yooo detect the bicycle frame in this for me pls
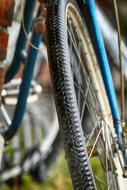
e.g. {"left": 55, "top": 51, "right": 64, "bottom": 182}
{"left": 0, "top": 0, "right": 42, "bottom": 140}
{"left": 78, "top": 0, "right": 123, "bottom": 144}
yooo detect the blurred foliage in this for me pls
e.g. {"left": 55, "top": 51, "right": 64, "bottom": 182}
{"left": 2, "top": 152, "right": 107, "bottom": 190}
{"left": 91, "top": 157, "right": 107, "bottom": 190}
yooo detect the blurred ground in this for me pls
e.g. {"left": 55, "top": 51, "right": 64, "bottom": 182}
{"left": 2, "top": 152, "right": 73, "bottom": 190}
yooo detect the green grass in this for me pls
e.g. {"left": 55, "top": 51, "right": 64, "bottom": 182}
{"left": 91, "top": 156, "right": 107, "bottom": 190}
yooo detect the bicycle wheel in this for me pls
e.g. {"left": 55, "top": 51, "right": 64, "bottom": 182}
{"left": 46, "top": 0, "right": 119, "bottom": 189}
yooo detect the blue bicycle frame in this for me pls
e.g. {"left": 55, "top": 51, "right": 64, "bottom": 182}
{"left": 76, "top": 0, "right": 123, "bottom": 148}
{"left": 1, "top": 0, "right": 42, "bottom": 140}
{"left": 5, "top": 0, "right": 36, "bottom": 83}
{"left": 81, "top": 0, "right": 122, "bottom": 141}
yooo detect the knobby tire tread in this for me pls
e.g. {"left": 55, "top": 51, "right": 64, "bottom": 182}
{"left": 46, "top": 0, "right": 95, "bottom": 189}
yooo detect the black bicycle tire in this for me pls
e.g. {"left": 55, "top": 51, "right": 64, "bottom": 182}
{"left": 46, "top": 0, "right": 96, "bottom": 189}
